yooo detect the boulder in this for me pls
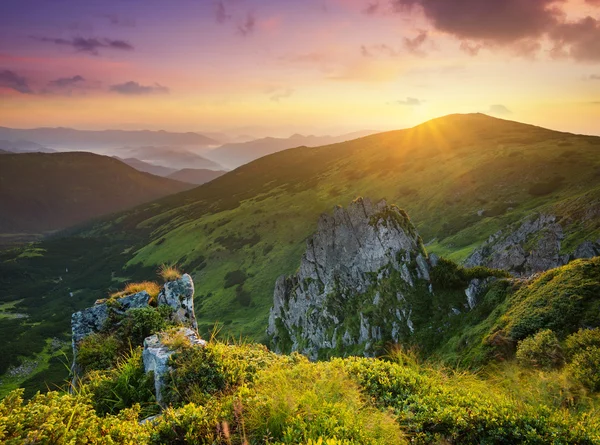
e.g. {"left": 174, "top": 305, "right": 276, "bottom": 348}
{"left": 158, "top": 274, "right": 197, "bottom": 330}
{"left": 143, "top": 328, "right": 206, "bottom": 406}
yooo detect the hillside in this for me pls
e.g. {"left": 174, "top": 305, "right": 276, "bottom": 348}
{"left": 0, "top": 152, "right": 194, "bottom": 243}
{"left": 167, "top": 168, "right": 227, "bottom": 185}
{"left": 1, "top": 113, "right": 600, "bottom": 391}
{"left": 0, "top": 139, "right": 54, "bottom": 153}
{"left": 205, "top": 130, "right": 376, "bottom": 169}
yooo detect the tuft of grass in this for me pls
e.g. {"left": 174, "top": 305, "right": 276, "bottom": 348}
{"left": 158, "top": 264, "right": 182, "bottom": 282}
{"left": 110, "top": 281, "right": 161, "bottom": 303}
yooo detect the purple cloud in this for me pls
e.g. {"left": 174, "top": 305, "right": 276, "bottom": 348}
{"left": 0, "top": 70, "right": 32, "bottom": 94}
{"left": 34, "top": 36, "right": 134, "bottom": 55}
{"left": 109, "top": 81, "right": 169, "bottom": 95}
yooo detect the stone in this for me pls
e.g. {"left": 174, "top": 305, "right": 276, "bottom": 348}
{"left": 143, "top": 327, "right": 206, "bottom": 406}
{"left": 267, "top": 198, "right": 432, "bottom": 359}
{"left": 465, "top": 213, "right": 600, "bottom": 277}
{"left": 158, "top": 274, "right": 197, "bottom": 330}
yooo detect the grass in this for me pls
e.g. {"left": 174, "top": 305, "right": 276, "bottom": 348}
{"left": 110, "top": 281, "right": 161, "bottom": 302}
{"left": 158, "top": 264, "right": 182, "bottom": 282}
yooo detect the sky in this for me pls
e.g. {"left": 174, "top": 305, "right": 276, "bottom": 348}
{"left": 0, "top": 0, "right": 599, "bottom": 137}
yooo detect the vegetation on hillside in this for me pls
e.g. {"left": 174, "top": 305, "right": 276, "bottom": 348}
{"left": 2, "top": 114, "right": 600, "bottom": 394}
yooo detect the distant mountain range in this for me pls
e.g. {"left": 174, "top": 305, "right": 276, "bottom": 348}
{"left": 0, "top": 139, "right": 55, "bottom": 153}
{"left": 0, "top": 126, "right": 220, "bottom": 150}
{"left": 117, "top": 146, "right": 224, "bottom": 171}
{"left": 116, "top": 157, "right": 227, "bottom": 185}
{"left": 167, "top": 168, "right": 227, "bottom": 185}
{"left": 204, "top": 130, "right": 378, "bottom": 169}
{"left": 0, "top": 152, "right": 194, "bottom": 244}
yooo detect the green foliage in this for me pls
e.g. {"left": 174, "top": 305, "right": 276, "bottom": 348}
{"left": 430, "top": 257, "right": 509, "bottom": 290}
{"left": 568, "top": 347, "right": 600, "bottom": 392}
{"left": 85, "top": 348, "right": 159, "bottom": 418}
{"left": 516, "top": 329, "right": 564, "bottom": 369}
{"left": 528, "top": 176, "right": 564, "bottom": 196}
{"left": 223, "top": 269, "right": 247, "bottom": 288}
{"left": 564, "top": 328, "right": 600, "bottom": 359}
{"left": 497, "top": 258, "right": 600, "bottom": 342}
{"left": 77, "top": 333, "right": 120, "bottom": 374}
{"left": 118, "top": 306, "right": 173, "bottom": 346}
{"left": 149, "top": 402, "right": 222, "bottom": 445}
{"left": 343, "top": 357, "right": 599, "bottom": 444}
{"left": 242, "top": 361, "right": 404, "bottom": 444}
{"left": 0, "top": 389, "right": 149, "bottom": 444}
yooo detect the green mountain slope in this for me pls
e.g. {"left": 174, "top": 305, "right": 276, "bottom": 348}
{"left": 1, "top": 113, "right": 600, "bottom": 392}
{"left": 0, "top": 152, "right": 194, "bottom": 243}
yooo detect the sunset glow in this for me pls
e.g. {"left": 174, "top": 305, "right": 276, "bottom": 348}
{"left": 1, "top": 0, "right": 600, "bottom": 136}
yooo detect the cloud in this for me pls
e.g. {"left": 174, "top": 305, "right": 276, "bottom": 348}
{"left": 460, "top": 41, "right": 483, "bottom": 56}
{"left": 395, "top": 97, "right": 423, "bottom": 106}
{"left": 487, "top": 104, "right": 512, "bottom": 115}
{"left": 363, "top": 2, "right": 380, "bottom": 14}
{"left": 361, "top": 44, "right": 398, "bottom": 57}
{"left": 591, "top": 74, "right": 600, "bottom": 80}
{"left": 267, "top": 87, "right": 294, "bottom": 102}
{"left": 404, "top": 30, "right": 429, "bottom": 55}
{"left": 393, "top": 0, "right": 563, "bottom": 44}
{"left": 549, "top": 16, "right": 600, "bottom": 62}
{"left": 237, "top": 13, "right": 256, "bottom": 36}
{"left": 215, "top": 1, "right": 231, "bottom": 24}
{"left": 34, "top": 36, "right": 134, "bottom": 55}
{"left": 101, "top": 14, "right": 136, "bottom": 27}
{"left": 48, "top": 75, "right": 85, "bottom": 88}
{"left": 0, "top": 70, "right": 32, "bottom": 94}
{"left": 109, "top": 81, "right": 169, "bottom": 95}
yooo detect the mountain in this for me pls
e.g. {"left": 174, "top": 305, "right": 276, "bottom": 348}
{"left": 204, "top": 130, "right": 377, "bottom": 169}
{"left": 0, "top": 152, "right": 194, "bottom": 244}
{"left": 0, "top": 139, "right": 55, "bottom": 153}
{"left": 115, "top": 157, "right": 178, "bottom": 177}
{"left": 0, "top": 126, "right": 219, "bottom": 150}
{"left": 117, "top": 146, "right": 224, "bottom": 171}
{"left": 166, "top": 168, "right": 227, "bottom": 185}
{"left": 2, "top": 113, "right": 600, "bottom": 391}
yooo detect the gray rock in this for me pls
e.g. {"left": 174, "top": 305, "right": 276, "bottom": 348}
{"left": 465, "top": 277, "right": 495, "bottom": 310}
{"left": 465, "top": 214, "right": 600, "bottom": 276}
{"left": 267, "top": 198, "right": 431, "bottom": 359}
{"left": 158, "top": 273, "right": 197, "bottom": 330}
{"left": 143, "top": 328, "right": 206, "bottom": 406}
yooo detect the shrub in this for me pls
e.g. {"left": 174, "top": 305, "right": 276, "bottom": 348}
{"left": 0, "top": 389, "right": 149, "bottom": 443}
{"left": 118, "top": 306, "right": 172, "bottom": 346}
{"left": 564, "top": 328, "right": 600, "bottom": 359}
{"left": 77, "top": 333, "right": 120, "bottom": 373}
{"left": 224, "top": 270, "right": 247, "bottom": 288}
{"left": 431, "top": 257, "right": 509, "bottom": 290}
{"left": 86, "top": 348, "right": 159, "bottom": 418}
{"left": 158, "top": 264, "right": 182, "bottom": 282}
{"left": 528, "top": 176, "right": 564, "bottom": 196}
{"left": 568, "top": 347, "right": 600, "bottom": 391}
{"left": 516, "top": 329, "right": 564, "bottom": 369}
{"left": 149, "top": 403, "right": 222, "bottom": 445}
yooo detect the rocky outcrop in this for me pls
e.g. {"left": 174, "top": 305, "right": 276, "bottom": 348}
{"left": 71, "top": 273, "right": 197, "bottom": 376}
{"left": 143, "top": 328, "right": 206, "bottom": 406}
{"left": 157, "top": 274, "right": 197, "bottom": 330}
{"left": 267, "top": 198, "right": 433, "bottom": 359}
{"left": 465, "top": 214, "right": 600, "bottom": 276}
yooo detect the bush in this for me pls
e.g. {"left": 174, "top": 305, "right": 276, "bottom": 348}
{"left": 0, "top": 389, "right": 149, "bottom": 443}
{"left": 118, "top": 306, "right": 173, "bottom": 346}
{"left": 86, "top": 348, "right": 159, "bottom": 418}
{"left": 149, "top": 402, "right": 222, "bottom": 445}
{"left": 516, "top": 329, "right": 564, "bottom": 369}
{"left": 431, "top": 257, "right": 509, "bottom": 290}
{"left": 158, "top": 264, "right": 182, "bottom": 282}
{"left": 568, "top": 347, "right": 600, "bottom": 391}
{"left": 77, "top": 333, "right": 120, "bottom": 373}
{"left": 564, "top": 328, "right": 600, "bottom": 359}
{"left": 224, "top": 270, "right": 247, "bottom": 288}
